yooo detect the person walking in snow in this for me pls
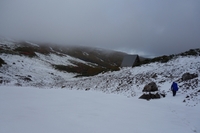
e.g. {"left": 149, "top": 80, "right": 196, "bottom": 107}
{"left": 171, "top": 82, "right": 179, "bottom": 96}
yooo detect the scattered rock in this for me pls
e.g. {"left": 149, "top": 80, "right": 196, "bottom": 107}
{"left": 0, "top": 57, "right": 6, "bottom": 67}
{"left": 143, "top": 82, "right": 158, "bottom": 92}
{"left": 23, "top": 77, "right": 32, "bottom": 82}
{"left": 0, "top": 79, "right": 10, "bottom": 84}
{"left": 182, "top": 72, "right": 198, "bottom": 81}
{"left": 186, "top": 95, "right": 189, "bottom": 98}
{"left": 155, "top": 93, "right": 161, "bottom": 98}
{"left": 158, "top": 80, "right": 165, "bottom": 83}
{"left": 152, "top": 73, "right": 157, "bottom": 78}
{"left": 15, "top": 83, "right": 22, "bottom": 86}
{"left": 160, "top": 93, "right": 166, "bottom": 97}
{"left": 139, "top": 92, "right": 164, "bottom": 100}
{"left": 15, "top": 75, "right": 32, "bottom": 82}
{"left": 139, "top": 93, "right": 151, "bottom": 100}
{"left": 127, "top": 80, "right": 132, "bottom": 84}
{"left": 85, "top": 88, "right": 90, "bottom": 91}
{"left": 183, "top": 100, "right": 186, "bottom": 102}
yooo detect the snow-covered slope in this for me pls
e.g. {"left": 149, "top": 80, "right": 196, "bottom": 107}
{"left": 0, "top": 53, "right": 76, "bottom": 87}
{"left": 0, "top": 39, "right": 101, "bottom": 86}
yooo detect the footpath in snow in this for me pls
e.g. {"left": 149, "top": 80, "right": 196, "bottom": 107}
{"left": 0, "top": 86, "right": 199, "bottom": 133}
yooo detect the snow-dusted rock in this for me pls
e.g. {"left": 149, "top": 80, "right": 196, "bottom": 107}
{"left": 139, "top": 92, "right": 161, "bottom": 100}
{"left": 142, "top": 82, "right": 158, "bottom": 92}
{"left": 182, "top": 72, "right": 198, "bottom": 81}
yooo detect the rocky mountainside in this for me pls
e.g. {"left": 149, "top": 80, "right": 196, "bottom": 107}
{"left": 0, "top": 39, "right": 200, "bottom": 106}
{"left": 0, "top": 39, "right": 127, "bottom": 76}
{"left": 61, "top": 55, "right": 200, "bottom": 106}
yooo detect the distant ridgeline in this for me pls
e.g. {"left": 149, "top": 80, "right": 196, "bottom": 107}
{"left": 137, "top": 48, "right": 200, "bottom": 66}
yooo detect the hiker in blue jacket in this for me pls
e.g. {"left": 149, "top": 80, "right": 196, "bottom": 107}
{"left": 171, "top": 82, "right": 179, "bottom": 96}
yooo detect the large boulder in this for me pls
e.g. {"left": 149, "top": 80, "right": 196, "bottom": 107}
{"left": 0, "top": 57, "right": 6, "bottom": 67}
{"left": 142, "top": 82, "right": 158, "bottom": 92}
{"left": 182, "top": 72, "right": 198, "bottom": 81}
{"left": 139, "top": 92, "right": 161, "bottom": 100}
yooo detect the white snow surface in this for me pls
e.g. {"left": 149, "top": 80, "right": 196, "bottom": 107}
{"left": 0, "top": 86, "right": 199, "bottom": 133}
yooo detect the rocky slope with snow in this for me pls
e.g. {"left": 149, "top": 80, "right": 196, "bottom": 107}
{"left": 62, "top": 56, "right": 200, "bottom": 106}
{"left": 0, "top": 39, "right": 200, "bottom": 107}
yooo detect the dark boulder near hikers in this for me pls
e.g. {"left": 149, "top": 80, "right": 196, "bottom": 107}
{"left": 139, "top": 92, "right": 160, "bottom": 100}
{"left": 140, "top": 82, "right": 166, "bottom": 100}
{"left": 182, "top": 72, "right": 198, "bottom": 81}
{"left": 142, "top": 82, "right": 158, "bottom": 92}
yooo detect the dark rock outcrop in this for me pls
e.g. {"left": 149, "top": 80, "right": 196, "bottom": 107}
{"left": 85, "top": 88, "right": 90, "bottom": 91}
{"left": 152, "top": 73, "right": 157, "bottom": 78}
{"left": 143, "top": 82, "right": 158, "bottom": 92}
{"left": 182, "top": 72, "right": 198, "bottom": 81}
{"left": 0, "top": 58, "right": 6, "bottom": 67}
{"left": 139, "top": 92, "right": 165, "bottom": 100}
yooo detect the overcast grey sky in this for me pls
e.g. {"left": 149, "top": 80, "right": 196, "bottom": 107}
{"left": 0, "top": 0, "right": 200, "bottom": 56}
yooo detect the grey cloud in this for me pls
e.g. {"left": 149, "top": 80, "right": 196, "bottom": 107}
{"left": 0, "top": 0, "right": 200, "bottom": 56}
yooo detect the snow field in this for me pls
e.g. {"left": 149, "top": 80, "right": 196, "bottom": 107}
{"left": 0, "top": 86, "right": 199, "bottom": 133}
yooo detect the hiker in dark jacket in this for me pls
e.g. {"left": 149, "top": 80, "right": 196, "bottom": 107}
{"left": 171, "top": 82, "right": 179, "bottom": 96}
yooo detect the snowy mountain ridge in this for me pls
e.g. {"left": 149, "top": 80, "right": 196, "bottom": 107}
{"left": 0, "top": 40, "right": 200, "bottom": 107}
